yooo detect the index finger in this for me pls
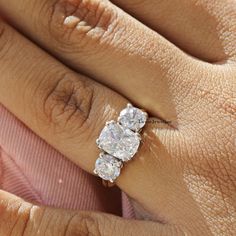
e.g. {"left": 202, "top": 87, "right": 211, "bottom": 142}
{"left": 0, "top": 190, "right": 176, "bottom": 236}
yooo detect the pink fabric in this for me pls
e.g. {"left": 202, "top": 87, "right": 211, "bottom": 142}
{"left": 0, "top": 104, "right": 134, "bottom": 218}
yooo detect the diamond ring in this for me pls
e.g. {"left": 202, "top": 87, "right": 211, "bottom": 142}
{"left": 94, "top": 103, "right": 148, "bottom": 184}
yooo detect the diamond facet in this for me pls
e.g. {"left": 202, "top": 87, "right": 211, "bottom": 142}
{"left": 118, "top": 104, "right": 147, "bottom": 132}
{"left": 97, "top": 122, "right": 140, "bottom": 161}
{"left": 94, "top": 153, "right": 122, "bottom": 182}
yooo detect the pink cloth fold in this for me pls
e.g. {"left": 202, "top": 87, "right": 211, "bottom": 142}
{"left": 0, "top": 104, "right": 134, "bottom": 218}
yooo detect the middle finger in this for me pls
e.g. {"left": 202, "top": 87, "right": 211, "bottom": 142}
{"left": 0, "top": 0, "right": 195, "bottom": 121}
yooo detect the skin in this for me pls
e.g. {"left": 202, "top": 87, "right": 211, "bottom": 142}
{"left": 0, "top": 0, "right": 235, "bottom": 235}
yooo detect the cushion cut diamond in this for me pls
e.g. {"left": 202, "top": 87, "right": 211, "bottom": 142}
{"left": 118, "top": 103, "right": 147, "bottom": 132}
{"left": 94, "top": 153, "right": 122, "bottom": 182}
{"left": 97, "top": 121, "right": 140, "bottom": 161}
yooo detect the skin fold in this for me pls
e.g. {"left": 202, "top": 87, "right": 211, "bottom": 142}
{"left": 0, "top": 0, "right": 235, "bottom": 235}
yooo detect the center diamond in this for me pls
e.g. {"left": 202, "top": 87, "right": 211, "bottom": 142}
{"left": 97, "top": 121, "right": 141, "bottom": 161}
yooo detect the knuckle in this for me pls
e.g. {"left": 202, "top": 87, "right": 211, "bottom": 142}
{"left": 35, "top": 72, "right": 94, "bottom": 136}
{"left": 65, "top": 212, "right": 103, "bottom": 236}
{"left": 48, "top": 0, "right": 121, "bottom": 52}
{"left": 43, "top": 208, "right": 74, "bottom": 236}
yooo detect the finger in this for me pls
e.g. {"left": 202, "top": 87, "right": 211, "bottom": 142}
{"left": 0, "top": 20, "right": 128, "bottom": 172}
{"left": 0, "top": 0, "right": 196, "bottom": 121}
{"left": 0, "top": 190, "right": 179, "bottom": 236}
{"left": 0, "top": 21, "right": 202, "bottom": 227}
{"left": 112, "top": 0, "right": 236, "bottom": 62}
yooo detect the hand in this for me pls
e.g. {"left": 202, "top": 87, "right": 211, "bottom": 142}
{"left": 0, "top": 0, "right": 235, "bottom": 235}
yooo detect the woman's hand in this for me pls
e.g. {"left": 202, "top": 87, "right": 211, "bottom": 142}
{"left": 0, "top": 0, "right": 235, "bottom": 235}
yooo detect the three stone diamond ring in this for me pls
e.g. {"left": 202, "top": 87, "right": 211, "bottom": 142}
{"left": 94, "top": 103, "right": 148, "bottom": 183}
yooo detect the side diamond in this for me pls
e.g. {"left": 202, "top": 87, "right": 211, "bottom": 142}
{"left": 118, "top": 103, "right": 148, "bottom": 132}
{"left": 94, "top": 153, "right": 122, "bottom": 182}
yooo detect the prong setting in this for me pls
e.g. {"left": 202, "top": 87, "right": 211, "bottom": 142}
{"left": 96, "top": 138, "right": 100, "bottom": 145}
{"left": 136, "top": 133, "right": 142, "bottom": 140}
{"left": 106, "top": 120, "right": 116, "bottom": 125}
{"left": 127, "top": 103, "right": 133, "bottom": 108}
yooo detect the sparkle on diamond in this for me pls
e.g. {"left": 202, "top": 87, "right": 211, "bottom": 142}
{"left": 97, "top": 122, "right": 140, "bottom": 162}
{"left": 94, "top": 153, "right": 122, "bottom": 182}
{"left": 118, "top": 104, "right": 147, "bottom": 132}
